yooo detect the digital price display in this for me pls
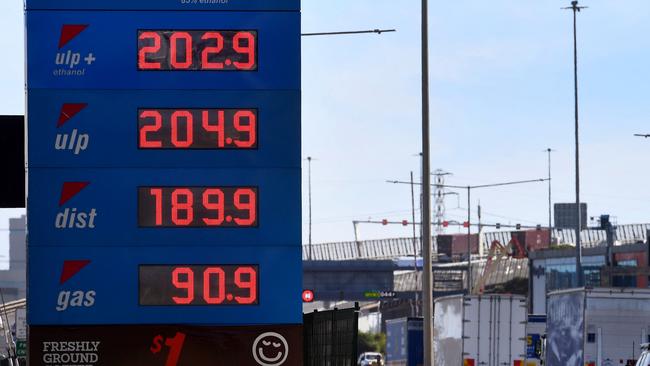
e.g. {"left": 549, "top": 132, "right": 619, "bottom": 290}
{"left": 138, "top": 186, "right": 258, "bottom": 228}
{"left": 138, "top": 108, "right": 257, "bottom": 149}
{"left": 139, "top": 265, "right": 258, "bottom": 306}
{"left": 138, "top": 30, "right": 257, "bottom": 71}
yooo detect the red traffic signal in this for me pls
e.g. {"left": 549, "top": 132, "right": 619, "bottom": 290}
{"left": 302, "top": 289, "right": 314, "bottom": 303}
{"left": 382, "top": 219, "right": 388, "bottom": 226}
{"left": 402, "top": 220, "right": 408, "bottom": 226}
{"left": 463, "top": 221, "right": 470, "bottom": 228}
{"left": 442, "top": 221, "right": 449, "bottom": 227}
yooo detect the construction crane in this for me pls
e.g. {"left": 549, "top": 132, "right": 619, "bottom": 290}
{"left": 473, "top": 237, "right": 526, "bottom": 295}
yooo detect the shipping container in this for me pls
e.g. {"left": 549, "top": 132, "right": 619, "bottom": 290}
{"left": 437, "top": 234, "right": 479, "bottom": 258}
{"left": 385, "top": 317, "right": 423, "bottom": 366}
{"left": 433, "top": 294, "right": 528, "bottom": 366}
{"left": 546, "top": 288, "right": 650, "bottom": 366}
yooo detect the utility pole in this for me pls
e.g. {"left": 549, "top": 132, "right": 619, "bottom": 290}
{"left": 564, "top": 0, "right": 587, "bottom": 287}
{"left": 410, "top": 171, "right": 419, "bottom": 317}
{"left": 546, "top": 148, "right": 554, "bottom": 247}
{"left": 420, "top": 0, "right": 434, "bottom": 363}
{"left": 466, "top": 186, "right": 471, "bottom": 292}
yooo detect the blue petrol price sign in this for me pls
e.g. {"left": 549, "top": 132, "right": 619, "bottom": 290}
{"left": 26, "top": 11, "right": 299, "bottom": 89}
{"left": 27, "top": 90, "right": 300, "bottom": 168}
{"left": 26, "top": 2, "right": 301, "bottom": 365}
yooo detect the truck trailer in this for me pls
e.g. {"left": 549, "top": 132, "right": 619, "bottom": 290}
{"left": 546, "top": 287, "right": 650, "bottom": 366}
{"left": 385, "top": 317, "right": 423, "bottom": 366}
{"left": 433, "top": 294, "right": 528, "bottom": 366}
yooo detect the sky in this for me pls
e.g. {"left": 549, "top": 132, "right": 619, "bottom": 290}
{"left": 1, "top": 0, "right": 650, "bottom": 246}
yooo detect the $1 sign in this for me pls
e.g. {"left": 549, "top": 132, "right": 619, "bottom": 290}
{"left": 150, "top": 332, "right": 187, "bottom": 366}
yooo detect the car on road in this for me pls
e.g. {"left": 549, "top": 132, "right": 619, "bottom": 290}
{"left": 636, "top": 344, "right": 650, "bottom": 366}
{"left": 357, "top": 352, "right": 384, "bottom": 366}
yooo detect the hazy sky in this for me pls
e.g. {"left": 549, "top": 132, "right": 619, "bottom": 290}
{"left": 1, "top": 1, "right": 649, "bottom": 245}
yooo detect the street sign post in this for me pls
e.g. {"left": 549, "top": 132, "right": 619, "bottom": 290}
{"left": 26, "top": 1, "right": 301, "bottom": 365}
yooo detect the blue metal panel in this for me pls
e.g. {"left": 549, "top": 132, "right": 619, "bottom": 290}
{"left": 28, "top": 168, "right": 300, "bottom": 246}
{"left": 28, "top": 245, "right": 302, "bottom": 325}
{"left": 28, "top": 89, "right": 300, "bottom": 168}
{"left": 25, "top": 0, "right": 300, "bottom": 11}
{"left": 26, "top": 11, "right": 300, "bottom": 90}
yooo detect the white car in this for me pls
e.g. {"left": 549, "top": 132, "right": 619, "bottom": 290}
{"left": 637, "top": 343, "right": 650, "bottom": 366}
{"left": 357, "top": 352, "right": 384, "bottom": 366}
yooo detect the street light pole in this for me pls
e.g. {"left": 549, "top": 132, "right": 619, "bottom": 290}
{"left": 466, "top": 186, "right": 472, "bottom": 292}
{"left": 420, "top": 0, "right": 434, "bottom": 364}
{"left": 564, "top": 0, "right": 587, "bottom": 287}
{"left": 546, "top": 148, "right": 554, "bottom": 247}
{"left": 307, "top": 156, "right": 313, "bottom": 261}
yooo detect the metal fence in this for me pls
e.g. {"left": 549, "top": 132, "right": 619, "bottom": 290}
{"left": 304, "top": 224, "right": 650, "bottom": 261}
{"left": 303, "top": 305, "right": 359, "bottom": 366}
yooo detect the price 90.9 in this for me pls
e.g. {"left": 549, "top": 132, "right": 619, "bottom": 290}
{"left": 139, "top": 265, "right": 258, "bottom": 306}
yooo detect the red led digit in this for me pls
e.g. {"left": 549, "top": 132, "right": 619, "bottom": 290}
{"left": 170, "top": 32, "right": 193, "bottom": 69}
{"left": 171, "top": 189, "right": 194, "bottom": 226}
{"left": 139, "top": 110, "right": 163, "bottom": 148}
{"left": 233, "top": 110, "right": 256, "bottom": 148}
{"left": 201, "top": 32, "right": 225, "bottom": 70}
{"left": 203, "top": 267, "right": 226, "bottom": 304}
{"left": 201, "top": 189, "right": 225, "bottom": 226}
{"left": 171, "top": 267, "right": 194, "bottom": 304}
{"left": 201, "top": 110, "right": 225, "bottom": 148}
{"left": 171, "top": 111, "right": 194, "bottom": 148}
{"left": 163, "top": 332, "right": 186, "bottom": 366}
{"left": 138, "top": 32, "right": 162, "bottom": 70}
{"left": 232, "top": 32, "right": 256, "bottom": 70}
{"left": 234, "top": 188, "right": 256, "bottom": 226}
{"left": 234, "top": 266, "right": 257, "bottom": 304}
{"left": 149, "top": 188, "right": 163, "bottom": 226}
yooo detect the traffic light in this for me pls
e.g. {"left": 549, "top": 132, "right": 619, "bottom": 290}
{"left": 381, "top": 219, "right": 388, "bottom": 226}
{"left": 463, "top": 221, "right": 469, "bottom": 228}
{"left": 442, "top": 221, "right": 449, "bottom": 227}
{"left": 495, "top": 223, "right": 501, "bottom": 229}
{"left": 402, "top": 220, "right": 408, "bottom": 226}
{"left": 516, "top": 224, "right": 521, "bottom": 230}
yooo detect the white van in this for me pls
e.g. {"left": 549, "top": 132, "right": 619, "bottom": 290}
{"left": 637, "top": 344, "right": 650, "bottom": 366}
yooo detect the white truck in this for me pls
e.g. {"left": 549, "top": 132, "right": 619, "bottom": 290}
{"left": 433, "top": 294, "right": 528, "bottom": 366}
{"left": 546, "top": 288, "right": 650, "bottom": 366}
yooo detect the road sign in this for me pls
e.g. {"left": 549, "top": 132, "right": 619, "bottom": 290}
{"left": 16, "top": 340, "right": 27, "bottom": 358}
{"left": 26, "top": 1, "right": 301, "bottom": 364}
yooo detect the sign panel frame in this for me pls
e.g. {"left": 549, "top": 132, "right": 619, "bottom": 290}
{"left": 26, "top": 11, "right": 300, "bottom": 90}
{"left": 27, "top": 90, "right": 300, "bottom": 168}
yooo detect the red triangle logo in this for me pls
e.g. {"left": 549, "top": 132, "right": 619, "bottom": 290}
{"left": 59, "top": 182, "right": 90, "bottom": 206}
{"left": 60, "top": 260, "right": 91, "bottom": 284}
{"left": 58, "top": 24, "right": 89, "bottom": 49}
{"left": 57, "top": 103, "right": 88, "bottom": 127}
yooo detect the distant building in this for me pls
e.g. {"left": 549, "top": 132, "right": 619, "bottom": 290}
{"left": 0, "top": 216, "right": 26, "bottom": 302}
